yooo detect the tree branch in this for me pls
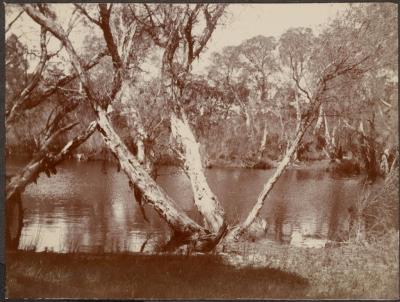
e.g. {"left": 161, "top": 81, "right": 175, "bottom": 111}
{"left": 23, "top": 4, "right": 97, "bottom": 105}
{"left": 7, "top": 49, "right": 108, "bottom": 125}
{"left": 98, "top": 4, "right": 123, "bottom": 101}
{"left": 192, "top": 5, "right": 226, "bottom": 62}
{"left": 74, "top": 4, "right": 101, "bottom": 26}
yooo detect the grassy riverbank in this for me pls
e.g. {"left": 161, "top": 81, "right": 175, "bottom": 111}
{"left": 6, "top": 230, "right": 398, "bottom": 299}
{"left": 224, "top": 230, "right": 399, "bottom": 299}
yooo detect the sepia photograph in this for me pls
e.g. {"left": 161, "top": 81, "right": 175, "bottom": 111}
{"left": 4, "top": 2, "right": 399, "bottom": 299}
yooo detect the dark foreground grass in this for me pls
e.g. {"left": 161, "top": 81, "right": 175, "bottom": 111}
{"left": 6, "top": 251, "right": 309, "bottom": 299}
{"left": 6, "top": 231, "right": 398, "bottom": 299}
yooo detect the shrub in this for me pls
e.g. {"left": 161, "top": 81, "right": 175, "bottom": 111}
{"left": 328, "top": 159, "right": 360, "bottom": 177}
{"left": 348, "top": 167, "right": 399, "bottom": 243}
{"left": 252, "top": 160, "right": 273, "bottom": 170}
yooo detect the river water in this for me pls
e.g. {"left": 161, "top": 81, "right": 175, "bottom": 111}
{"left": 7, "top": 159, "right": 363, "bottom": 253}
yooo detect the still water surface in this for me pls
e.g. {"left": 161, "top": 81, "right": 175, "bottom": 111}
{"left": 7, "top": 160, "right": 363, "bottom": 253}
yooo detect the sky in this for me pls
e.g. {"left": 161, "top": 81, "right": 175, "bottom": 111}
{"left": 192, "top": 3, "right": 349, "bottom": 73}
{"left": 6, "top": 3, "right": 350, "bottom": 73}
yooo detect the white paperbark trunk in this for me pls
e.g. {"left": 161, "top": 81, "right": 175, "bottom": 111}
{"left": 244, "top": 105, "right": 255, "bottom": 140}
{"left": 323, "top": 113, "right": 336, "bottom": 160}
{"left": 389, "top": 153, "right": 397, "bottom": 173}
{"left": 324, "top": 113, "right": 331, "bottom": 143}
{"left": 314, "top": 105, "right": 324, "bottom": 135}
{"left": 380, "top": 152, "right": 390, "bottom": 176}
{"left": 258, "top": 122, "right": 268, "bottom": 159}
{"left": 359, "top": 120, "right": 365, "bottom": 134}
{"left": 170, "top": 112, "right": 225, "bottom": 233}
{"left": 245, "top": 109, "right": 251, "bottom": 131}
{"left": 136, "top": 139, "right": 145, "bottom": 164}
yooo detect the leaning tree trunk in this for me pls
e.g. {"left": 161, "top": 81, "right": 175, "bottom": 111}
{"left": 6, "top": 121, "right": 97, "bottom": 202}
{"left": 97, "top": 107, "right": 224, "bottom": 251}
{"left": 170, "top": 112, "right": 225, "bottom": 233}
{"left": 227, "top": 125, "right": 307, "bottom": 240}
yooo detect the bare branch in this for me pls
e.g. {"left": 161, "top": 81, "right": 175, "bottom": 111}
{"left": 289, "top": 52, "right": 313, "bottom": 103}
{"left": 378, "top": 98, "right": 392, "bottom": 109}
{"left": 5, "top": 9, "right": 24, "bottom": 33}
{"left": 46, "top": 9, "right": 79, "bottom": 58}
{"left": 130, "top": 4, "right": 166, "bottom": 48}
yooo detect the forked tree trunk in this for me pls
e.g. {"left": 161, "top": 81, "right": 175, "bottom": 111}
{"left": 170, "top": 112, "right": 225, "bottom": 233}
{"left": 96, "top": 108, "right": 205, "bottom": 237}
{"left": 23, "top": 5, "right": 219, "bottom": 248}
{"left": 227, "top": 125, "right": 306, "bottom": 240}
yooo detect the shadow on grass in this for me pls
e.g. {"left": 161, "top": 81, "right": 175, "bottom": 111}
{"left": 6, "top": 251, "right": 309, "bottom": 299}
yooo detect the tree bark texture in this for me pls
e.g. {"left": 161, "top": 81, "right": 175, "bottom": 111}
{"left": 170, "top": 112, "right": 226, "bottom": 233}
